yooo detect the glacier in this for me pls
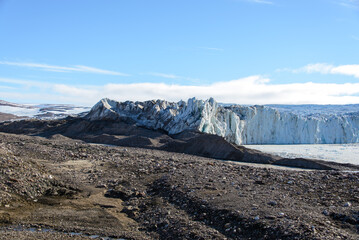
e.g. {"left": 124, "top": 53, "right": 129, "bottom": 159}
{"left": 86, "top": 98, "right": 359, "bottom": 145}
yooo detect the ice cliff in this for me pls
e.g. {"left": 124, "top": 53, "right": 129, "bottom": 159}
{"left": 86, "top": 98, "right": 359, "bottom": 145}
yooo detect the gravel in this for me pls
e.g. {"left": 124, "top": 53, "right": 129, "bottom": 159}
{"left": 0, "top": 132, "right": 358, "bottom": 239}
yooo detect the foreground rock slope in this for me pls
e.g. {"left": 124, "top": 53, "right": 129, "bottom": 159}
{"left": 0, "top": 132, "right": 358, "bottom": 239}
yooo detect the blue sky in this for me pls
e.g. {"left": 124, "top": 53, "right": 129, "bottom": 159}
{"left": 0, "top": 0, "right": 358, "bottom": 105}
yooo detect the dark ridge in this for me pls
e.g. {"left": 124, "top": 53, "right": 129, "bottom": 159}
{"left": 0, "top": 117, "right": 355, "bottom": 171}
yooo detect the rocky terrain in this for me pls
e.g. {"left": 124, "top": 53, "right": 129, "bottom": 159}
{"left": 0, "top": 117, "right": 356, "bottom": 171}
{"left": 0, "top": 132, "right": 358, "bottom": 239}
{"left": 0, "top": 112, "right": 358, "bottom": 239}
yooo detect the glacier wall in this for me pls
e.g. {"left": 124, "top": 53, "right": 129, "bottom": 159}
{"left": 86, "top": 98, "right": 359, "bottom": 145}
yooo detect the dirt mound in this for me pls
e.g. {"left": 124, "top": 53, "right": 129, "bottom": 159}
{"left": 163, "top": 133, "right": 276, "bottom": 163}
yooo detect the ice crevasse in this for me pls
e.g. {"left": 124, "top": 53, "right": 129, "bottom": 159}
{"left": 86, "top": 97, "right": 359, "bottom": 145}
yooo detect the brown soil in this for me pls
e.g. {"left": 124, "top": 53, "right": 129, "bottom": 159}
{"left": 0, "top": 132, "right": 358, "bottom": 239}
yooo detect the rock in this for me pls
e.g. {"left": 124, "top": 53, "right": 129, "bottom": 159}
{"left": 255, "top": 180, "right": 265, "bottom": 185}
{"left": 322, "top": 210, "right": 330, "bottom": 216}
{"left": 268, "top": 200, "right": 278, "bottom": 206}
{"left": 104, "top": 187, "right": 134, "bottom": 200}
{"left": 122, "top": 205, "right": 139, "bottom": 218}
{"left": 0, "top": 212, "right": 11, "bottom": 224}
{"left": 135, "top": 191, "right": 146, "bottom": 198}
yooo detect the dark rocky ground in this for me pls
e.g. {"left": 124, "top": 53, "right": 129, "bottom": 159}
{"left": 0, "top": 133, "right": 358, "bottom": 239}
{"left": 0, "top": 118, "right": 358, "bottom": 239}
{"left": 0, "top": 118, "right": 357, "bottom": 171}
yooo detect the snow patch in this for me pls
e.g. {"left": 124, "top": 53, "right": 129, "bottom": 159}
{"left": 244, "top": 144, "right": 359, "bottom": 165}
{"left": 0, "top": 103, "right": 90, "bottom": 120}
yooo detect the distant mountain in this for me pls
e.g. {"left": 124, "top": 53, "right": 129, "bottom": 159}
{"left": 0, "top": 99, "right": 90, "bottom": 121}
{"left": 0, "top": 99, "right": 34, "bottom": 108}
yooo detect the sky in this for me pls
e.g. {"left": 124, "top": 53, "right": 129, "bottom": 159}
{"left": 0, "top": 0, "right": 358, "bottom": 106}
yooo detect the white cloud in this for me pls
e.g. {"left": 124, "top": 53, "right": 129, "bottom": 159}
{"left": 0, "top": 85, "right": 14, "bottom": 90}
{"left": 339, "top": 0, "right": 359, "bottom": 9}
{"left": 0, "top": 77, "right": 53, "bottom": 88}
{"left": 332, "top": 65, "right": 359, "bottom": 78}
{"left": 2, "top": 76, "right": 359, "bottom": 106}
{"left": 297, "top": 63, "right": 335, "bottom": 74}
{"left": 247, "top": 0, "right": 273, "bottom": 4}
{"left": 282, "top": 63, "right": 359, "bottom": 78}
{"left": 145, "top": 72, "right": 201, "bottom": 83}
{"left": 0, "top": 61, "right": 129, "bottom": 76}
{"left": 147, "top": 72, "right": 181, "bottom": 79}
{"left": 199, "top": 47, "right": 224, "bottom": 51}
